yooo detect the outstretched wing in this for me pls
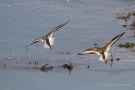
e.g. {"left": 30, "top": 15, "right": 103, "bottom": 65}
{"left": 104, "top": 32, "right": 125, "bottom": 52}
{"left": 25, "top": 37, "right": 44, "bottom": 47}
{"left": 78, "top": 47, "right": 101, "bottom": 55}
{"left": 46, "top": 21, "right": 70, "bottom": 37}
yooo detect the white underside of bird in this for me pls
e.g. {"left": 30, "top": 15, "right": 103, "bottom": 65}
{"left": 98, "top": 52, "right": 109, "bottom": 62}
{"left": 44, "top": 35, "right": 55, "bottom": 49}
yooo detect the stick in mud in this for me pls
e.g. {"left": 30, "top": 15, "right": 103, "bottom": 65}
{"left": 35, "top": 61, "right": 37, "bottom": 66}
{"left": 9, "top": 46, "right": 14, "bottom": 60}
{"left": 3, "top": 64, "right": 6, "bottom": 69}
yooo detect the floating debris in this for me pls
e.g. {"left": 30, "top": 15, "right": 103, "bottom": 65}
{"left": 62, "top": 61, "right": 73, "bottom": 74}
{"left": 61, "top": 52, "right": 70, "bottom": 55}
{"left": 37, "top": 64, "right": 48, "bottom": 71}
{"left": 130, "top": 19, "right": 135, "bottom": 29}
{"left": 87, "top": 65, "right": 90, "bottom": 69}
{"left": 124, "top": 18, "right": 135, "bottom": 29}
{"left": 62, "top": 64, "right": 69, "bottom": 69}
{"left": 66, "top": 52, "right": 70, "bottom": 55}
{"left": 116, "top": 58, "right": 120, "bottom": 61}
{"left": 122, "top": 24, "right": 128, "bottom": 28}
{"left": 9, "top": 56, "right": 14, "bottom": 60}
{"left": 35, "top": 64, "right": 54, "bottom": 72}
{"left": 62, "top": 61, "right": 73, "bottom": 69}
{"left": 116, "top": 11, "right": 131, "bottom": 27}
{"left": 94, "top": 43, "right": 97, "bottom": 46}
{"left": 132, "top": 32, "right": 135, "bottom": 38}
{"left": 130, "top": 11, "right": 135, "bottom": 16}
{"left": 116, "top": 11, "right": 130, "bottom": 20}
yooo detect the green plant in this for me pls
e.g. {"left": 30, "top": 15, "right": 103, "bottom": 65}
{"left": 118, "top": 43, "right": 124, "bottom": 48}
{"left": 118, "top": 42, "right": 135, "bottom": 48}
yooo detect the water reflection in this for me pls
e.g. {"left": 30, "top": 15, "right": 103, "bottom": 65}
{"left": 110, "top": 60, "right": 113, "bottom": 70}
{"left": 1, "top": 58, "right": 74, "bottom": 74}
{"left": 109, "top": 48, "right": 113, "bottom": 70}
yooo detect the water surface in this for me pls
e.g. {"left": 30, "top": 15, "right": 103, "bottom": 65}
{"left": 0, "top": 0, "right": 135, "bottom": 90}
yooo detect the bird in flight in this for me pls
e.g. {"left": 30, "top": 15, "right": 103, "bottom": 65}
{"left": 25, "top": 21, "right": 69, "bottom": 51}
{"left": 78, "top": 32, "right": 125, "bottom": 63}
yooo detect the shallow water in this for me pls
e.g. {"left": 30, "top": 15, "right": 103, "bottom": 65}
{"left": 0, "top": 0, "right": 135, "bottom": 90}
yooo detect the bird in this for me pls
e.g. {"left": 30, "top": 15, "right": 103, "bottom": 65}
{"left": 25, "top": 21, "right": 69, "bottom": 50}
{"left": 78, "top": 32, "right": 125, "bottom": 63}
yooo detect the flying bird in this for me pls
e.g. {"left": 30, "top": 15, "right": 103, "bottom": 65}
{"left": 25, "top": 21, "right": 69, "bottom": 51}
{"left": 78, "top": 32, "right": 125, "bottom": 63}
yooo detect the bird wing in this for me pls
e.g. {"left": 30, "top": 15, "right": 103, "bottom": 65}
{"left": 104, "top": 32, "right": 125, "bottom": 52}
{"left": 46, "top": 21, "right": 70, "bottom": 38}
{"left": 78, "top": 47, "right": 101, "bottom": 55}
{"left": 25, "top": 37, "right": 44, "bottom": 47}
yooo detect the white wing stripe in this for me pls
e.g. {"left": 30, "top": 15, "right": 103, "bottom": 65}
{"left": 81, "top": 51, "right": 101, "bottom": 55}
